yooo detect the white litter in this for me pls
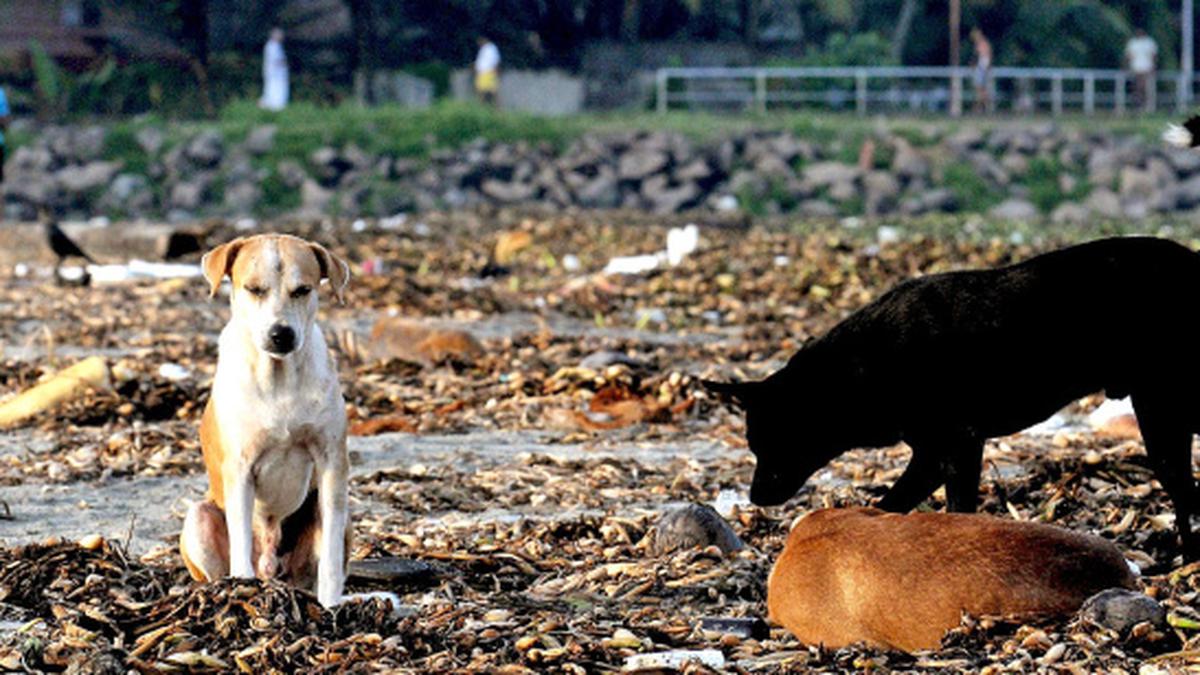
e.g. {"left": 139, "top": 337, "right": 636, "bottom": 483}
{"left": 88, "top": 260, "right": 203, "bottom": 284}
{"left": 773, "top": 255, "right": 790, "bottom": 267}
{"left": 604, "top": 254, "right": 662, "bottom": 275}
{"left": 712, "top": 489, "right": 749, "bottom": 517}
{"left": 13, "top": 263, "right": 29, "bottom": 278}
{"left": 88, "top": 216, "right": 111, "bottom": 228}
{"left": 714, "top": 194, "right": 739, "bottom": 212}
{"left": 877, "top": 225, "right": 901, "bottom": 245}
{"left": 603, "top": 224, "right": 700, "bottom": 275}
{"left": 379, "top": 213, "right": 407, "bottom": 230}
{"left": 234, "top": 217, "right": 258, "bottom": 231}
{"left": 413, "top": 222, "right": 432, "bottom": 237}
{"left": 157, "top": 363, "right": 191, "bottom": 381}
{"left": 561, "top": 254, "right": 581, "bottom": 272}
{"left": 1087, "top": 397, "right": 1136, "bottom": 429}
{"left": 351, "top": 218, "right": 368, "bottom": 232}
{"left": 624, "top": 649, "right": 725, "bottom": 672}
{"left": 665, "top": 224, "right": 699, "bottom": 266}
{"left": 1021, "top": 413, "right": 1071, "bottom": 436}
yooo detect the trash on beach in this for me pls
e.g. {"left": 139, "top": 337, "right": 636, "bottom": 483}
{"left": 0, "top": 356, "right": 110, "bottom": 428}
{"left": 1088, "top": 397, "right": 1140, "bottom": 440}
{"left": 87, "top": 260, "right": 203, "bottom": 284}
{"left": 603, "top": 224, "right": 699, "bottom": 275}
{"left": 624, "top": 649, "right": 726, "bottom": 672}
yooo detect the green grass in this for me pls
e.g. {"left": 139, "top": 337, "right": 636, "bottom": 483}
{"left": 942, "top": 161, "right": 1000, "bottom": 212}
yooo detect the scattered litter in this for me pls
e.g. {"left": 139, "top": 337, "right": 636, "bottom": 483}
{"left": 773, "top": 255, "right": 790, "bottom": 266}
{"left": 156, "top": 363, "right": 191, "bottom": 381}
{"left": 714, "top": 194, "right": 739, "bottom": 212}
{"left": 379, "top": 213, "right": 407, "bottom": 230}
{"left": 604, "top": 254, "right": 662, "bottom": 276}
{"left": 0, "top": 356, "right": 110, "bottom": 428}
{"left": 666, "top": 224, "right": 699, "bottom": 266}
{"left": 352, "top": 218, "right": 368, "bottom": 232}
{"left": 624, "top": 649, "right": 725, "bottom": 672}
{"left": 877, "top": 225, "right": 901, "bottom": 244}
{"left": 712, "top": 489, "right": 748, "bottom": 517}
{"left": 87, "top": 260, "right": 202, "bottom": 284}
{"left": 562, "top": 253, "right": 581, "bottom": 272}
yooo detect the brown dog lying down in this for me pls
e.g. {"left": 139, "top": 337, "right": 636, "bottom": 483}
{"left": 768, "top": 507, "right": 1137, "bottom": 652}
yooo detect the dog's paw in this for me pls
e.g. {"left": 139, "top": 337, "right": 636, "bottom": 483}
{"left": 342, "top": 591, "right": 413, "bottom": 618}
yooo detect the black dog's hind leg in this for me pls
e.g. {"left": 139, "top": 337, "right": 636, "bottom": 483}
{"left": 940, "top": 439, "right": 984, "bottom": 513}
{"left": 877, "top": 448, "right": 943, "bottom": 512}
{"left": 1132, "top": 396, "right": 1198, "bottom": 559}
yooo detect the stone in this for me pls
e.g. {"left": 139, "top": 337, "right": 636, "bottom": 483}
{"left": 827, "top": 180, "right": 858, "bottom": 203}
{"left": 579, "top": 351, "right": 647, "bottom": 370}
{"left": 618, "top": 150, "right": 670, "bottom": 181}
{"left": 1078, "top": 589, "right": 1166, "bottom": 635}
{"left": 1088, "top": 148, "right": 1121, "bottom": 187}
{"left": 244, "top": 124, "right": 277, "bottom": 156}
{"left": 1050, "top": 202, "right": 1089, "bottom": 224}
{"left": 56, "top": 161, "right": 121, "bottom": 194}
{"left": 653, "top": 503, "right": 744, "bottom": 555}
{"left": 999, "top": 152, "right": 1029, "bottom": 177}
{"left": 10, "top": 145, "right": 54, "bottom": 172}
{"left": 224, "top": 180, "right": 261, "bottom": 213}
{"left": 803, "top": 161, "right": 859, "bottom": 187}
{"left": 989, "top": 198, "right": 1038, "bottom": 220}
{"left": 169, "top": 178, "right": 208, "bottom": 211}
{"left": 863, "top": 171, "right": 901, "bottom": 215}
{"left": 575, "top": 169, "right": 620, "bottom": 208}
{"left": 3, "top": 172, "right": 60, "bottom": 206}
{"left": 1165, "top": 147, "right": 1200, "bottom": 175}
{"left": 481, "top": 178, "right": 537, "bottom": 203}
{"left": 891, "top": 143, "right": 930, "bottom": 180}
{"left": 648, "top": 182, "right": 701, "bottom": 214}
{"left": 276, "top": 160, "right": 308, "bottom": 189}
{"left": 1176, "top": 174, "right": 1200, "bottom": 208}
{"left": 1086, "top": 188, "right": 1122, "bottom": 218}
{"left": 968, "top": 151, "right": 1010, "bottom": 187}
{"left": 797, "top": 199, "right": 838, "bottom": 217}
{"left": 1119, "top": 166, "right": 1157, "bottom": 201}
{"left": 1058, "top": 173, "right": 1078, "bottom": 195}
{"left": 135, "top": 127, "right": 165, "bottom": 155}
{"left": 300, "top": 178, "right": 333, "bottom": 212}
{"left": 946, "top": 128, "right": 985, "bottom": 153}
{"left": 753, "top": 153, "right": 793, "bottom": 178}
{"left": 184, "top": 130, "right": 223, "bottom": 168}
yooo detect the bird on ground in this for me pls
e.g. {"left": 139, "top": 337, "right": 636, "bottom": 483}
{"left": 44, "top": 220, "right": 98, "bottom": 265}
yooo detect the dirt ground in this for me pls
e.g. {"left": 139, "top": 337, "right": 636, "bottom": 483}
{"left": 0, "top": 212, "right": 1198, "bottom": 672}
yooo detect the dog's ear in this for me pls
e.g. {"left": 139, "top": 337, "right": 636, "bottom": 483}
{"left": 701, "top": 379, "right": 759, "bottom": 408}
{"left": 309, "top": 243, "right": 351, "bottom": 305}
{"left": 201, "top": 238, "right": 246, "bottom": 298}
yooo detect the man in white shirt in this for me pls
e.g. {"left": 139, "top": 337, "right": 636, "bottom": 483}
{"left": 474, "top": 36, "right": 500, "bottom": 107}
{"left": 261, "top": 28, "right": 289, "bottom": 111}
{"left": 1125, "top": 29, "right": 1158, "bottom": 112}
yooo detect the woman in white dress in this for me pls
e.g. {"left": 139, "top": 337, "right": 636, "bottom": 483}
{"left": 260, "top": 28, "right": 289, "bottom": 111}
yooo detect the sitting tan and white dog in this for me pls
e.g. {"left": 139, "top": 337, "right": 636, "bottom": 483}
{"left": 180, "top": 233, "right": 358, "bottom": 607}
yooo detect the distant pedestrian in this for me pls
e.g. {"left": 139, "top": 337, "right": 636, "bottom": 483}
{"left": 970, "top": 28, "right": 992, "bottom": 113}
{"left": 260, "top": 28, "right": 289, "bottom": 111}
{"left": 474, "top": 36, "right": 500, "bottom": 107}
{"left": 1125, "top": 28, "right": 1158, "bottom": 112}
{"left": 0, "top": 84, "right": 9, "bottom": 184}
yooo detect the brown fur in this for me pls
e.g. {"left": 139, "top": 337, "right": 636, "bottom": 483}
{"left": 767, "top": 507, "right": 1136, "bottom": 652}
{"left": 367, "top": 318, "right": 483, "bottom": 364}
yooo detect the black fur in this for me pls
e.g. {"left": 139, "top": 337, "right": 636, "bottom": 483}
{"left": 708, "top": 237, "right": 1200, "bottom": 556}
{"left": 1185, "top": 116, "right": 1200, "bottom": 148}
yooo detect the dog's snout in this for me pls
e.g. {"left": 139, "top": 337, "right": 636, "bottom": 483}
{"left": 267, "top": 324, "right": 296, "bottom": 354}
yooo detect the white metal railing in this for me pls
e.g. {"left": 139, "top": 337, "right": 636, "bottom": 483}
{"left": 654, "top": 66, "right": 1199, "bottom": 115}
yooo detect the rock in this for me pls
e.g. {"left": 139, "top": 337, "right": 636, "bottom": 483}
{"left": 1165, "top": 147, "right": 1200, "bottom": 175}
{"left": 797, "top": 199, "right": 839, "bottom": 217}
{"left": 1176, "top": 174, "right": 1200, "bottom": 208}
{"left": 863, "top": 171, "right": 901, "bottom": 215}
{"left": 1058, "top": 173, "right": 1078, "bottom": 195}
{"left": 276, "top": 160, "right": 308, "bottom": 189}
{"left": 135, "top": 127, "right": 165, "bottom": 155}
{"left": 1051, "top": 202, "right": 1089, "bottom": 224}
{"left": 10, "top": 145, "right": 55, "bottom": 172}
{"left": 224, "top": 180, "right": 261, "bottom": 213}
{"left": 803, "top": 161, "right": 859, "bottom": 187}
{"left": 184, "top": 130, "right": 223, "bottom": 168}
{"left": 728, "top": 169, "right": 768, "bottom": 198}
{"left": 891, "top": 143, "right": 930, "bottom": 180}
{"left": 169, "top": 178, "right": 209, "bottom": 211}
{"left": 647, "top": 181, "right": 701, "bottom": 214}
{"left": 4, "top": 172, "right": 60, "bottom": 206}
{"left": 244, "top": 124, "right": 277, "bottom": 156}
{"left": 1088, "top": 148, "right": 1121, "bottom": 187}
{"left": 347, "top": 557, "right": 446, "bottom": 586}
{"left": 56, "top": 161, "right": 121, "bottom": 194}
{"left": 1119, "top": 166, "right": 1157, "bottom": 201}
{"left": 899, "top": 188, "right": 957, "bottom": 215}
{"left": 300, "top": 178, "right": 333, "bottom": 213}
{"left": 1086, "top": 188, "right": 1123, "bottom": 218}
{"left": 946, "top": 128, "right": 985, "bottom": 153}
{"left": 575, "top": 169, "right": 620, "bottom": 208}
{"left": 310, "top": 146, "right": 348, "bottom": 184}
{"left": 579, "top": 351, "right": 646, "bottom": 370}
{"left": 1079, "top": 588, "right": 1166, "bottom": 635}
{"left": 968, "top": 151, "right": 1010, "bottom": 186}
{"left": 481, "top": 179, "right": 537, "bottom": 203}
{"left": 989, "top": 198, "right": 1038, "bottom": 220}
{"left": 753, "top": 153, "right": 793, "bottom": 178}
{"left": 999, "top": 152, "right": 1029, "bottom": 177}
{"left": 826, "top": 180, "right": 857, "bottom": 203}
{"left": 101, "top": 173, "right": 153, "bottom": 214}
{"left": 653, "top": 503, "right": 744, "bottom": 555}
{"left": 618, "top": 150, "right": 670, "bottom": 181}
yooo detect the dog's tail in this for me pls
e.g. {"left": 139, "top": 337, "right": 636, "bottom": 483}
{"left": 1164, "top": 115, "right": 1200, "bottom": 148}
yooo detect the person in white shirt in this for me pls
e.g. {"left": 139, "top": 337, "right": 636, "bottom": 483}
{"left": 474, "top": 36, "right": 500, "bottom": 107}
{"left": 260, "top": 28, "right": 289, "bottom": 111}
{"left": 1125, "top": 29, "right": 1158, "bottom": 112}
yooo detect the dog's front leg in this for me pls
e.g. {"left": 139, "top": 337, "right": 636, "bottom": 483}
{"left": 223, "top": 462, "right": 256, "bottom": 578}
{"left": 315, "top": 453, "right": 349, "bottom": 607}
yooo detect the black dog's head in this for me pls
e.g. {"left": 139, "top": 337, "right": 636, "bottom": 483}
{"left": 704, "top": 376, "right": 847, "bottom": 507}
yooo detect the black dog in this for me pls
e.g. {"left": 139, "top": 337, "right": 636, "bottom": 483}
{"left": 707, "top": 237, "right": 1200, "bottom": 556}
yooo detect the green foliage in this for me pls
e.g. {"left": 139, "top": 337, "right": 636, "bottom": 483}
{"left": 29, "top": 41, "right": 63, "bottom": 115}
{"left": 402, "top": 62, "right": 452, "bottom": 98}
{"left": 103, "top": 127, "right": 150, "bottom": 175}
{"left": 942, "top": 161, "right": 1000, "bottom": 212}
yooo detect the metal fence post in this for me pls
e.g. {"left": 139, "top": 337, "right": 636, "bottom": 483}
{"left": 855, "top": 69, "right": 867, "bottom": 115}
{"left": 656, "top": 70, "right": 668, "bottom": 114}
{"left": 1051, "top": 74, "right": 1063, "bottom": 116}
{"left": 755, "top": 70, "right": 767, "bottom": 114}
{"left": 1083, "top": 74, "right": 1095, "bottom": 114}
{"left": 1115, "top": 74, "right": 1126, "bottom": 114}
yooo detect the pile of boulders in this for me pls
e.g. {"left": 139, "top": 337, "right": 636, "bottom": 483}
{"left": 5, "top": 121, "right": 1200, "bottom": 222}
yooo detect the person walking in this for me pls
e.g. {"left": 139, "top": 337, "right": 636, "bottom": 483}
{"left": 1125, "top": 28, "right": 1158, "bottom": 112}
{"left": 474, "top": 36, "right": 500, "bottom": 107}
{"left": 0, "top": 84, "right": 9, "bottom": 185}
{"left": 260, "top": 28, "right": 289, "bottom": 111}
{"left": 970, "top": 28, "right": 992, "bottom": 113}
